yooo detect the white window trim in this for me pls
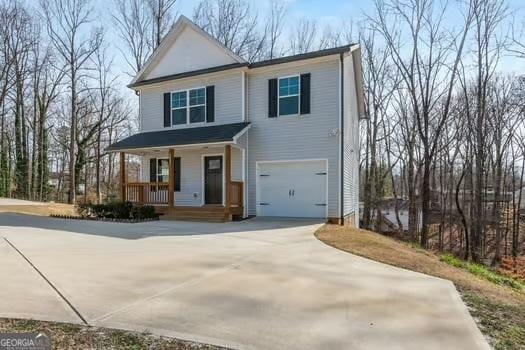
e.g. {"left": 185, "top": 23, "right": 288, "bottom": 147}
{"left": 155, "top": 156, "right": 181, "bottom": 192}
{"left": 170, "top": 86, "right": 207, "bottom": 126}
{"left": 278, "top": 75, "right": 300, "bottom": 117}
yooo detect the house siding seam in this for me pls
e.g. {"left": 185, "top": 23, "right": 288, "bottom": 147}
{"left": 140, "top": 70, "right": 243, "bottom": 132}
{"left": 246, "top": 59, "right": 341, "bottom": 217}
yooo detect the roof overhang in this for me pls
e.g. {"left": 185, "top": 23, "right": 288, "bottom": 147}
{"left": 129, "top": 43, "right": 359, "bottom": 89}
{"left": 128, "top": 62, "right": 248, "bottom": 89}
{"left": 107, "top": 122, "right": 251, "bottom": 153}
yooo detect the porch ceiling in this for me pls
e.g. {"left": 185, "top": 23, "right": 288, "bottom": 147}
{"left": 107, "top": 122, "right": 250, "bottom": 153}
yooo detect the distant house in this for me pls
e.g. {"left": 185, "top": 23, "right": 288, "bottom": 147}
{"left": 107, "top": 16, "right": 365, "bottom": 223}
{"left": 378, "top": 199, "right": 421, "bottom": 234}
{"left": 359, "top": 198, "right": 421, "bottom": 234}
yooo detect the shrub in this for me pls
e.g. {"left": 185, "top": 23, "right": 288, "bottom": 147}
{"left": 131, "top": 205, "right": 156, "bottom": 220}
{"left": 76, "top": 201, "right": 157, "bottom": 221}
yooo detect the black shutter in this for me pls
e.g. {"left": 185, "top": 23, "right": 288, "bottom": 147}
{"left": 300, "top": 73, "right": 311, "bottom": 114}
{"left": 268, "top": 78, "right": 278, "bottom": 118}
{"left": 173, "top": 157, "right": 181, "bottom": 191}
{"left": 163, "top": 92, "right": 171, "bottom": 127}
{"left": 150, "top": 158, "right": 157, "bottom": 182}
{"left": 206, "top": 86, "right": 215, "bottom": 123}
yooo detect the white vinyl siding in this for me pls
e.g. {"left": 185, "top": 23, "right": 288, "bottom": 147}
{"left": 343, "top": 53, "right": 360, "bottom": 225}
{"left": 231, "top": 146, "right": 243, "bottom": 181}
{"left": 246, "top": 58, "right": 341, "bottom": 218}
{"left": 140, "top": 70, "right": 244, "bottom": 132}
{"left": 144, "top": 25, "right": 237, "bottom": 80}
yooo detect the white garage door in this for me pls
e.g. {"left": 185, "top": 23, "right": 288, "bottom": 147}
{"left": 257, "top": 160, "right": 327, "bottom": 218}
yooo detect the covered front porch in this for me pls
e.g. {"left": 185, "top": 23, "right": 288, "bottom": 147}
{"left": 108, "top": 122, "right": 249, "bottom": 221}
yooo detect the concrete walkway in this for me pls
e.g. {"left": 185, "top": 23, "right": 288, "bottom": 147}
{"left": 0, "top": 213, "right": 489, "bottom": 350}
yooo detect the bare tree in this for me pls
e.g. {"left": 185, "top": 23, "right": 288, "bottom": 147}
{"left": 264, "top": 0, "right": 286, "bottom": 59}
{"left": 146, "top": 0, "right": 177, "bottom": 49}
{"left": 193, "top": 0, "right": 265, "bottom": 61}
{"left": 41, "top": 0, "right": 103, "bottom": 204}
{"left": 113, "top": 0, "right": 152, "bottom": 75}
{"left": 468, "top": 0, "right": 507, "bottom": 261}
{"left": 289, "top": 18, "right": 318, "bottom": 54}
{"left": 370, "top": 0, "right": 475, "bottom": 248}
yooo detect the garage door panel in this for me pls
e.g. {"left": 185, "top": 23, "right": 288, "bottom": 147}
{"left": 257, "top": 160, "right": 327, "bottom": 218}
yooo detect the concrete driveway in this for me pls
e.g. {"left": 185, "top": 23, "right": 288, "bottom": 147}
{"left": 0, "top": 213, "right": 489, "bottom": 350}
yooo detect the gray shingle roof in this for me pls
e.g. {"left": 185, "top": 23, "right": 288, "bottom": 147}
{"left": 107, "top": 122, "right": 250, "bottom": 151}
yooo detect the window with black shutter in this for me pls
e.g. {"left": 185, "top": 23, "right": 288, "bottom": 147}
{"left": 300, "top": 73, "right": 311, "bottom": 114}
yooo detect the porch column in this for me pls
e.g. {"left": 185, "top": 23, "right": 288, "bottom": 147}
{"left": 225, "top": 145, "right": 232, "bottom": 213}
{"left": 168, "top": 149, "right": 175, "bottom": 208}
{"left": 120, "top": 152, "right": 126, "bottom": 201}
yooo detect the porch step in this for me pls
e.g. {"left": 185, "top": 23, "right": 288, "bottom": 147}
{"left": 158, "top": 205, "right": 229, "bottom": 222}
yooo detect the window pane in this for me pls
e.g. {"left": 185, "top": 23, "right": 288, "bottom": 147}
{"left": 190, "top": 105, "right": 205, "bottom": 123}
{"left": 288, "top": 77, "right": 299, "bottom": 94}
{"left": 172, "top": 108, "right": 186, "bottom": 125}
{"left": 171, "top": 91, "right": 186, "bottom": 108}
{"left": 189, "top": 88, "right": 205, "bottom": 105}
{"left": 279, "top": 77, "right": 299, "bottom": 97}
{"left": 157, "top": 159, "right": 169, "bottom": 182}
{"left": 279, "top": 96, "right": 299, "bottom": 115}
{"left": 208, "top": 159, "right": 221, "bottom": 169}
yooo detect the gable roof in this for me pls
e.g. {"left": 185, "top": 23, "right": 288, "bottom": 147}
{"left": 130, "top": 15, "right": 246, "bottom": 86}
{"left": 129, "top": 44, "right": 358, "bottom": 88}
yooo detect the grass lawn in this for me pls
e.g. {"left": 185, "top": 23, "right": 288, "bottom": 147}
{"left": 0, "top": 318, "right": 226, "bottom": 350}
{"left": 315, "top": 224, "right": 525, "bottom": 350}
{"left": 0, "top": 202, "right": 76, "bottom": 216}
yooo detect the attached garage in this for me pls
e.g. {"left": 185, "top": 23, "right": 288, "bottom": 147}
{"left": 256, "top": 160, "right": 327, "bottom": 218}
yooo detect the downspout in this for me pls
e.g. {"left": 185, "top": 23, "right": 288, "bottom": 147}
{"left": 340, "top": 52, "right": 345, "bottom": 225}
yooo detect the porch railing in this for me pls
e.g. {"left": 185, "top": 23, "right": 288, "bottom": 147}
{"left": 230, "top": 181, "right": 244, "bottom": 207}
{"left": 124, "top": 182, "right": 169, "bottom": 205}
{"left": 123, "top": 181, "right": 244, "bottom": 211}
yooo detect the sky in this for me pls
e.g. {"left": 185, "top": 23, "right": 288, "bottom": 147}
{"left": 92, "top": 0, "right": 525, "bottom": 96}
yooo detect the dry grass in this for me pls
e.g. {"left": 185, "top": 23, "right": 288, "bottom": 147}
{"left": 0, "top": 318, "right": 226, "bottom": 350}
{"left": 0, "top": 203, "right": 76, "bottom": 216}
{"left": 315, "top": 224, "right": 525, "bottom": 350}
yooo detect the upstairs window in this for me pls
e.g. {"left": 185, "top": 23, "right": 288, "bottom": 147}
{"left": 189, "top": 88, "right": 206, "bottom": 123}
{"left": 170, "top": 87, "right": 206, "bottom": 125}
{"left": 278, "top": 76, "right": 299, "bottom": 116}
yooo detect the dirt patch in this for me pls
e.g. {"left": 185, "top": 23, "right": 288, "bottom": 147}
{"left": 0, "top": 318, "right": 228, "bottom": 350}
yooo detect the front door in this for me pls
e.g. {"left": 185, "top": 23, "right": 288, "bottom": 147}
{"left": 204, "top": 156, "right": 223, "bottom": 204}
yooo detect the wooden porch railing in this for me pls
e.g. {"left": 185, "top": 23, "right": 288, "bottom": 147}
{"left": 124, "top": 182, "right": 169, "bottom": 205}
{"left": 230, "top": 181, "right": 244, "bottom": 208}
{"left": 123, "top": 180, "right": 244, "bottom": 218}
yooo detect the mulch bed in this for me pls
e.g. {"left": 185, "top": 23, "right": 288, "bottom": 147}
{"left": 49, "top": 214, "right": 159, "bottom": 223}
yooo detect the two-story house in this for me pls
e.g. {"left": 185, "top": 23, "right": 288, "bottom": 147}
{"left": 108, "top": 16, "right": 364, "bottom": 224}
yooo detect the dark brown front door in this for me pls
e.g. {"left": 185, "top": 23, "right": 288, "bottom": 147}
{"left": 204, "top": 156, "right": 223, "bottom": 204}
